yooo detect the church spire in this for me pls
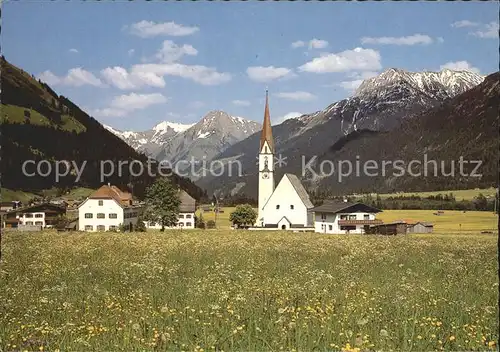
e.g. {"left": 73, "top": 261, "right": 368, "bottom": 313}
{"left": 260, "top": 89, "right": 274, "bottom": 152}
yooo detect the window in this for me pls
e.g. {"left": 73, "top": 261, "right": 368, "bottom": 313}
{"left": 109, "top": 213, "right": 118, "bottom": 219}
{"left": 185, "top": 214, "right": 192, "bottom": 219}
{"left": 349, "top": 215, "right": 356, "bottom": 220}
{"left": 85, "top": 213, "right": 93, "bottom": 219}
{"left": 35, "top": 221, "right": 43, "bottom": 225}
{"left": 109, "top": 225, "right": 117, "bottom": 231}
{"left": 329, "top": 225, "right": 333, "bottom": 231}
{"left": 97, "top": 225, "right": 105, "bottom": 231}
{"left": 35, "top": 213, "right": 43, "bottom": 218}
{"left": 321, "top": 224, "right": 325, "bottom": 230}
{"left": 179, "top": 214, "right": 184, "bottom": 219}
{"left": 178, "top": 222, "right": 184, "bottom": 227}
{"left": 149, "top": 222, "right": 156, "bottom": 227}
{"left": 290, "top": 205, "right": 294, "bottom": 210}
{"left": 321, "top": 213, "right": 327, "bottom": 220}
{"left": 364, "top": 214, "right": 370, "bottom": 220}
{"left": 186, "top": 222, "right": 192, "bottom": 227}
{"left": 25, "top": 213, "right": 33, "bottom": 218}
{"left": 340, "top": 225, "right": 356, "bottom": 231}
{"left": 276, "top": 205, "right": 280, "bottom": 210}
{"left": 85, "top": 225, "right": 93, "bottom": 231}
{"left": 98, "top": 200, "right": 103, "bottom": 206}
{"left": 26, "top": 221, "right": 34, "bottom": 225}
{"left": 97, "top": 213, "right": 105, "bottom": 219}
{"left": 340, "top": 215, "right": 348, "bottom": 220}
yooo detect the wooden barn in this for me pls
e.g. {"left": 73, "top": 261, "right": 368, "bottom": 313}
{"left": 367, "top": 221, "right": 408, "bottom": 235}
{"left": 407, "top": 222, "right": 434, "bottom": 233}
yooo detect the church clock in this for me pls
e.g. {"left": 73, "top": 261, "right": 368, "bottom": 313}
{"left": 262, "top": 172, "right": 269, "bottom": 179}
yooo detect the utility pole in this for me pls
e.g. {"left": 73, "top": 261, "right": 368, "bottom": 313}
{"left": 212, "top": 194, "right": 219, "bottom": 228}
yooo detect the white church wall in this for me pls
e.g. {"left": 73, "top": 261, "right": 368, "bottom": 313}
{"left": 262, "top": 176, "right": 309, "bottom": 227}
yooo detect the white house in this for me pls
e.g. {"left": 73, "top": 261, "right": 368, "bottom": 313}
{"left": 144, "top": 190, "right": 196, "bottom": 230}
{"left": 78, "top": 184, "right": 141, "bottom": 232}
{"left": 256, "top": 91, "right": 314, "bottom": 230}
{"left": 311, "top": 200, "right": 382, "bottom": 234}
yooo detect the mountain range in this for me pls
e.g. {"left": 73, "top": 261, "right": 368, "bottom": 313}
{"left": 105, "top": 111, "right": 261, "bottom": 167}
{"left": 195, "top": 68, "right": 495, "bottom": 198}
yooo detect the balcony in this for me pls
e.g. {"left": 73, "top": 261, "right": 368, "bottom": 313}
{"left": 338, "top": 219, "right": 383, "bottom": 226}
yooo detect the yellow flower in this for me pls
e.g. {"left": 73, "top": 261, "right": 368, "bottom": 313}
{"left": 449, "top": 336, "right": 456, "bottom": 341}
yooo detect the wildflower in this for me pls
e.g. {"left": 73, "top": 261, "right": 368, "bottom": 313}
{"left": 449, "top": 336, "right": 456, "bottom": 341}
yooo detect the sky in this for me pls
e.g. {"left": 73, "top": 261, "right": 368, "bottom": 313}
{"left": 3, "top": 1, "right": 499, "bottom": 131}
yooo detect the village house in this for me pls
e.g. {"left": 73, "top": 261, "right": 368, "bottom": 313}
{"left": 311, "top": 200, "right": 382, "bottom": 234}
{"left": 2, "top": 202, "right": 66, "bottom": 229}
{"left": 255, "top": 91, "right": 315, "bottom": 230}
{"left": 77, "top": 184, "right": 141, "bottom": 232}
{"left": 144, "top": 190, "right": 196, "bottom": 230}
{"left": 407, "top": 222, "right": 434, "bottom": 233}
{"left": 366, "top": 221, "right": 408, "bottom": 235}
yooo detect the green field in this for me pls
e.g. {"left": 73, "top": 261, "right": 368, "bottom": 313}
{"left": 1, "top": 187, "right": 95, "bottom": 204}
{"left": 354, "top": 188, "right": 498, "bottom": 201}
{"left": 0, "top": 231, "right": 498, "bottom": 351}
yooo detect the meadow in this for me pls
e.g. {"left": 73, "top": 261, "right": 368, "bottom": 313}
{"left": 0, "top": 228, "right": 498, "bottom": 351}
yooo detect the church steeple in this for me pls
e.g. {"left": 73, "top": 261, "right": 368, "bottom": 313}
{"left": 260, "top": 89, "right": 274, "bottom": 153}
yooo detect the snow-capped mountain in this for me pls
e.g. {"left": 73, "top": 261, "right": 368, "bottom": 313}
{"left": 104, "top": 111, "right": 261, "bottom": 169}
{"left": 197, "top": 68, "right": 486, "bottom": 196}
{"left": 154, "top": 110, "right": 261, "bottom": 164}
{"left": 103, "top": 121, "right": 193, "bottom": 151}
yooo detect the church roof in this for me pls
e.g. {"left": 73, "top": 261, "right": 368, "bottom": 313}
{"left": 260, "top": 90, "right": 274, "bottom": 152}
{"left": 285, "top": 174, "right": 314, "bottom": 209}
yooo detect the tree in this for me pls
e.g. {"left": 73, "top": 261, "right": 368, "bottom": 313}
{"left": 142, "top": 178, "right": 181, "bottom": 231}
{"left": 195, "top": 213, "right": 206, "bottom": 229}
{"left": 134, "top": 215, "right": 147, "bottom": 232}
{"left": 206, "top": 220, "right": 216, "bottom": 229}
{"left": 230, "top": 204, "right": 257, "bottom": 229}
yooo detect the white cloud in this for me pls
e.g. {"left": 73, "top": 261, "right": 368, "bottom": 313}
{"left": 246, "top": 66, "right": 294, "bottom": 82}
{"left": 437, "top": 37, "right": 445, "bottom": 43}
{"left": 38, "top": 68, "right": 103, "bottom": 87}
{"left": 153, "top": 40, "right": 198, "bottom": 63}
{"left": 291, "top": 40, "right": 305, "bottom": 48}
{"left": 101, "top": 62, "right": 231, "bottom": 89}
{"left": 440, "top": 61, "right": 480, "bottom": 74}
{"left": 338, "top": 79, "right": 363, "bottom": 93}
{"left": 470, "top": 21, "right": 499, "bottom": 39}
{"left": 232, "top": 100, "right": 251, "bottom": 106}
{"left": 361, "top": 34, "right": 434, "bottom": 45}
{"left": 451, "top": 20, "right": 480, "bottom": 28}
{"left": 69, "top": 48, "right": 79, "bottom": 54}
{"left": 128, "top": 20, "right": 199, "bottom": 37}
{"left": 135, "top": 63, "right": 231, "bottom": 85}
{"left": 128, "top": 49, "right": 135, "bottom": 56}
{"left": 278, "top": 112, "right": 303, "bottom": 123}
{"left": 309, "top": 39, "right": 329, "bottom": 49}
{"left": 110, "top": 92, "right": 167, "bottom": 111}
{"left": 292, "top": 39, "right": 329, "bottom": 50}
{"left": 92, "top": 93, "right": 168, "bottom": 119}
{"left": 275, "top": 91, "right": 316, "bottom": 101}
{"left": 298, "top": 47, "right": 382, "bottom": 74}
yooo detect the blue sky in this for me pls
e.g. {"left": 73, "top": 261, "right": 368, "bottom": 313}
{"left": 3, "top": 1, "right": 498, "bottom": 131}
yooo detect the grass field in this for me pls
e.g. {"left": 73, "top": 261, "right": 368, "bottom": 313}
{"left": 0, "top": 230, "right": 498, "bottom": 351}
{"left": 353, "top": 188, "right": 498, "bottom": 201}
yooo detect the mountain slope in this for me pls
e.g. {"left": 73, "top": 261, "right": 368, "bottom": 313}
{"left": 197, "top": 68, "right": 488, "bottom": 198}
{"left": 0, "top": 57, "right": 205, "bottom": 199}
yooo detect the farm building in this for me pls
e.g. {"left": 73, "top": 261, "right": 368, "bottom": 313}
{"left": 144, "top": 190, "right": 196, "bottom": 230}
{"left": 2, "top": 202, "right": 66, "bottom": 229}
{"left": 311, "top": 200, "right": 382, "bottom": 234}
{"left": 367, "top": 221, "right": 408, "bottom": 235}
{"left": 407, "top": 222, "right": 434, "bottom": 233}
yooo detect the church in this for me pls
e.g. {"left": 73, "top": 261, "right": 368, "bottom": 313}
{"left": 256, "top": 91, "right": 315, "bottom": 230}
